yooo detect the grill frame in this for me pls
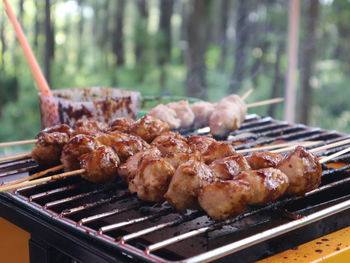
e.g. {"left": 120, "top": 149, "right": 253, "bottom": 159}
{"left": 1, "top": 114, "right": 350, "bottom": 263}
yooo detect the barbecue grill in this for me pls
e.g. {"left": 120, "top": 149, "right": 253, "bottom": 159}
{"left": 1, "top": 114, "right": 350, "bottom": 262}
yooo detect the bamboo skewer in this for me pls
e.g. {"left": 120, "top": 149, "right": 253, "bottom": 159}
{"left": 0, "top": 169, "right": 84, "bottom": 192}
{"left": 0, "top": 139, "right": 37, "bottom": 147}
{"left": 271, "top": 138, "right": 350, "bottom": 154}
{"left": 319, "top": 147, "right": 350, "bottom": 164}
{"left": 238, "top": 141, "right": 321, "bottom": 154}
{"left": 309, "top": 138, "right": 350, "bottom": 154}
{"left": 242, "top": 89, "right": 253, "bottom": 100}
{"left": 0, "top": 153, "right": 32, "bottom": 163}
{"left": 3, "top": 164, "right": 63, "bottom": 186}
{"left": 246, "top": 98, "right": 284, "bottom": 108}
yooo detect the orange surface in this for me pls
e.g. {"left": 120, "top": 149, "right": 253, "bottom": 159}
{"left": 0, "top": 218, "right": 29, "bottom": 263}
{"left": 259, "top": 226, "right": 350, "bottom": 263}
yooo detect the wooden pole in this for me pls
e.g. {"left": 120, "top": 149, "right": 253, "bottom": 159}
{"left": 284, "top": 0, "right": 300, "bottom": 122}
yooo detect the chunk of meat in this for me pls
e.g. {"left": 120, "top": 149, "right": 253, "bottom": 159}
{"left": 151, "top": 132, "right": 191, "bottom": 156}
{"left": 32, "top": 124, "right": 73, "bottom": 167}
{"left": 246, "top": 152, "right": 283, "bottom": 170}
{"left": 209, "top": 95, "right": 247, "bottom": 137}
{"left": 111, "top": 135, "right": 150, "bottom": 162}
{"left": 163, "top": 152, "right": 202, "bottom": 170}
{"left": 167, "top": 100, "right": 195, "bottom": 128}
{"left": 188, "top": 135, "right": 216, "bottom": 154}
{"left": 210, "top": 154, "right": 251, "bottom": 180}
{"left": 201, "top": 141, "right": 237, "bottom": 164}
{"left": 233, "top": 168, "right": 289, "bottom": 205}
{"left": 198, "top": 179, "right": 253, "bottom": 220}
{"left": 190, "top": 101, "right": 216, "bottom": 128}
{"left": 72, "top": 119, "right": 108, "bottom": 136}
{"left": 131, "top": 115, "right": 170, "bottom": 142}
{"left": 79, "top": 145, "right": 120, "bottom": 184}
{"left": 276, "top": 146, "right": 322, "bottom": 195}
{"left": 118, "top": 147, "right": 161, "bottom": 185}
{"left": 109, "top": 117, "right": 135, "bottom": 133}
{"left": 133, "top": 154, "right": 175, "bottom": 202}
{"left": 61, "top": 134, "right": 100, "bottom": 171}
{"left": 164, "top": 160, "right": 216, "bottom": 211}
{"left": 148, "top": 104, "right": 181, "bottom": 130}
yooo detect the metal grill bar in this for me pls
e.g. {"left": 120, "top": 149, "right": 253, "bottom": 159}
{"left": 99, "top": 208, "right": 173, "bottom": 234}
{"left": 44, "top": 188, "right": 107, "bottom": 209}
{"left": 29, "top": 184, "right": 79, "bottom": 201}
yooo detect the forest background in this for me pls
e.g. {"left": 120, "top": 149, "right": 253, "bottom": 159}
{"left": 0, "top": 0, "right": 350, "bottom": 154}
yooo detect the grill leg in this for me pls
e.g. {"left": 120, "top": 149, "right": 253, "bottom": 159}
{"left": 29, "top": 237, "right": 72, "bottom": 263}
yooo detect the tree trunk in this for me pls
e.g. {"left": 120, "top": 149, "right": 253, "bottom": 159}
{"left": 113, "top": 0, "right": 126, "bottom": 66}
{"left": 219, "top": 0, "right": 230, "bottom": 71}
{"left": 229, "top": 0, "right": 250, "bottom": 93}
{"left": 186, "top": 0, "right": 208, "bottom": 99}
{"left": 0, "top": 15, "right": 6, "bottom": 68}
{"left": 158, "top": 0, "right": 174, "bottom": 65}
{"left": 268, "top": 43, "right": 284, "bottom": 118}
{"left": 298, "top": 0, "right": 320, "bottom": 124}
{"left": 135, "top": 0, "right": 149, "bottom": 64}
{"left": 33, "top": 0, "right": 40, "bottom": 50}
{"left": 76, "top": 0, "right": 85, "bottom": 67}
{"left": 44, "top": 0, "right": 54, "bottom": 85}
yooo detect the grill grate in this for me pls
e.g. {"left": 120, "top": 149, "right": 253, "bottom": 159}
{"left": 2, "top": 114, "right": 350, "bottom": 262}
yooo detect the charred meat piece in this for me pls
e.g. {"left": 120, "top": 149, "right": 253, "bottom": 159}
{"left": 148, "top": 104, "right": 181, "bottom": 130}
{"left": 276, "top": 146, "right": 322, "bottom": 195}
{"left": 79, "top": 145, "right": 120, "bottom": 184}
{"left": 110, "top": 135, "right": 150, "bottom": 162}
{"left": 201, "top": 141, "right": 237, "bottom": 164}
{"left": 165, "top": 160, "right": 216, "bottom": 211}
{"left": 209, "top": 95, "right": 247, "bottom": 137}
{"left": 61, "top": 134, "right": 100, "bottom": 171}
{"left": 233, "top": 168, "right": 289, "bottom": 205}
{"left": 131, "top": 115, "right": 170, "bottom": 143}
{"left": 198, "top": 179, "right": 253, "bottom": 220}
{"left": 188, "top": 135, "right": 236, "bottom": 164}
{"left": 163, "top": 152, "right": 202, "bottom": 170}
{"left": 190, "top": 101, "right": 216, "bottom": 129}
{"left": 210, "top": 154, "right": 251, "bottom": 180}
{"left": 133, "top": 154, "right": 175, "bottom": 202}
{"left": 151, "top": 132, "right": 190, "bottom": 156}
{"left": 246, "top": 152, "right": 283, "bottom": 170}
{"left": 167, "top": 100, "right": 195, "bottom": 128}
{"left": 72, "top": 119, "right": 108, "bottom": 136}
{"left": 32, "top": 124, "right": 73, "bottom": 167}
{"left": 118, "top": 147, "right": 161, "bottom": 185}
{"left": 109, "top": 117, "right": 135, "bottom": 133}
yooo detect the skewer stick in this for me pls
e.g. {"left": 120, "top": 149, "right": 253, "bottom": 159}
{"left": 0, "top": 169, "right": 85, "bottom": 192}
{"left": 4, "top": 164, "right": 63, "bottom": 186}
{"left": 319, "top": 148, "right": 350, "bottom": 164}
{"left": 0, "top": 139, "right": 37, "bottom": 147}
{"left": 242, "top": 89, "right": 253, "bottom": 100}
{"left": 309, "top": 138, "right": 350, "bottom": 154}
{"left": 0, "top": 153, "right": 32, "bottom": 163}
{"left": 2, "top": 0, "right": 52, "bottom": 96}
{"left": 246, "top": 98, "right": 284, "bottom": 108}
{"left": 239, "top": 141, "right": 321, "bottom": 154}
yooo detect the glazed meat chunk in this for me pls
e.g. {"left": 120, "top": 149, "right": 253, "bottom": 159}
{"left": 198, "top": 179, "right": 253, "bottom": 220}
{"left": 79, "top": 145, "right": 120, "bottom": 184}
{"left": 60, "top": 134, "right": 100, "bottom": 171}
{"left": 109, "top": 117, "right": 135, "bottom": 133}
{"left": 209, "top": 154, "right": 251, "bottom": 180}
{"left": 276, "top": 146, "right": 322, "bottom": 195}
{"left": 32, "top": 124, "right": 73, "bottom": 167}
{"left": 133, "top": 154, "right": 175, "bottom": 202}
{"left": 246, "top": 152, "right": 283, "bottom": 170}
{"left": 131, "top": 115, "right": 170, "bottom": 142}
{"left": 167, "top": 100, "right": 195, "bottom": 128}
{"left": 233, "top": 168, "right": 289, "bottom": 205}
{"left": 148, "top": 104, "right": 181, "bottom": 130}
{"left": 164, "top": 160, "right": 216, "bottom": 211}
